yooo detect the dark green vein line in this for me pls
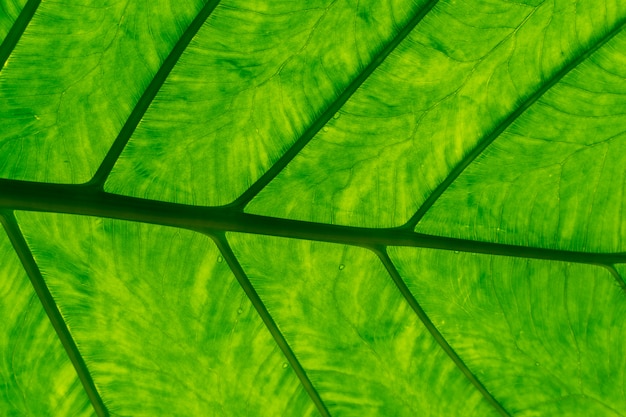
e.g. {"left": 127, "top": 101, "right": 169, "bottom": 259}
{"left": 210, "top": 234, "right": 331, "bottom": 417}
{"left": 0, "top": 0, "right": 41, "bottom": 73}
{"left": 374, "top": 248, "right": 511, "bottom": 417}
{"left": 228, "top": 0, "right": 440, "bottom": 210}
{"left": 402, "top": 17, "right": 626, "bottom": 230}
{"left": 86, "top": 0, "right": 222, "bottom": 189}
{"left": 602, "top": 264, "right": 626, "bottom": 293}
{"left": 1, "top": 179, "right": 625, "bottom": 265}
{"left": 0, "top": 211, "right": 109, "bottom": 417}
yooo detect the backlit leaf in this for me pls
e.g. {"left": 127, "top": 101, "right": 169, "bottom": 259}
{"left": 0, "top": 0, "right": 625, "bottom": 416}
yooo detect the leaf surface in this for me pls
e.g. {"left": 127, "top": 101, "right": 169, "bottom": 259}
{"left": 15, "top": 211, "right": 318, "bottom": 416}
{"left": 0, "top": 0, "right": 206, "bottom": 182}
{"left": 0, "top": 0, "right": 26, "bottom": 43}
{"left": 0, "top": 0, "right": 625, "bottom": 416}
{"left": 0, "top": 221, "right": 93, "bottom": 416}
{"left": 105, "top": 0, "right": 433, "bottom": 205}
{"left": 414, "top": 30, "right": 626, "bottom": 251}
{"left": 229, "top": 233, "right": 498, "bottom": 416}
{"left": 390, "top": 247, "right": 626, "bottom": 416}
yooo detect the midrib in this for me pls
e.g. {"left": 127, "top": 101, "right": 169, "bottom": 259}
{"left": 1, "top": 179, "right": 624, "bottom": 266}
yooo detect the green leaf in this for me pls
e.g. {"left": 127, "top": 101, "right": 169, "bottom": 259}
{"left": 0, "top": 0, "right": 625, "bottom": 416}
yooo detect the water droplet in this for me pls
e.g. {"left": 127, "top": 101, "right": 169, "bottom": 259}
{"left": 333, "top": 112, "right": 340, "bottom": 119}
{"left": 454, "top": 251, "right": 460, "bottom": 254}
{"left": 323, "top": 126, "right": 329, "bottom": 132}
{"left": 237, "top": 308, "right": 243, "bottom": 315}
{"left": 338, "top": 264, "right": 345, "bottom": 270}
{"left": 282, "top": 363, "right": 288, "bottom": 369}
{"left": 217, "top": 255, "right": 223, "bottom": 263}
{"left": 535, "top": 362, "right": 540, "bottom": 367}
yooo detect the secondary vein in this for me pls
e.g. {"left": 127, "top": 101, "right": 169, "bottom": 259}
{"left": 375, "top": 248, "right": 511, "bottom": 417}
{"left": 0, "top": 0, "right": 41, "bottom": 73}
{"left": 403, "top": 16, "right": 626, "bottom": 230}
{"left": 0, "top": 211, "right": 109, "bottom": 417}
{"left": 211, "top": 234, "right": 331, "bottom": 417}
{"left": 229, "top": 0, "right": 440, "bottom": 210}
{"left": 602, "top": 264, "right": 626, "bottom": 293}
{"left": 86, "top": 0, "right": 222, "bottom": 189}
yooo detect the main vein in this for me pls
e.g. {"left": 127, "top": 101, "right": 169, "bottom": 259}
{"left": 375, "top": 248, "right": 511, "bottom": 417}
{"left": 0, "top": 0, "right": 41, "bottom": 73}
{"left": 403, "top": 16, "right": 626, "bottom": 230}
{"left": 1, "top": 179, "right": 624, "bottom": 265}
{"left": 0, "top": 211, "right": 109, "bottom": 417}
{"left": 211, "top": 235, "right": 331, "bottom": 417}
{"left": 229, "top": 0, "right": 440, "bottom": 210}
{"left": 86, "top": 0, "right": 222, "bottom": 189}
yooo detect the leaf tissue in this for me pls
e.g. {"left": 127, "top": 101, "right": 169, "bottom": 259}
{"left": 0, "top": 0, "right": 625, "bottom": 416}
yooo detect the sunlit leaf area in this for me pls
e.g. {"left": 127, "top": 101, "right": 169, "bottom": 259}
{"left": 1, "top": 0, "right": 626, "bottom": 415}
